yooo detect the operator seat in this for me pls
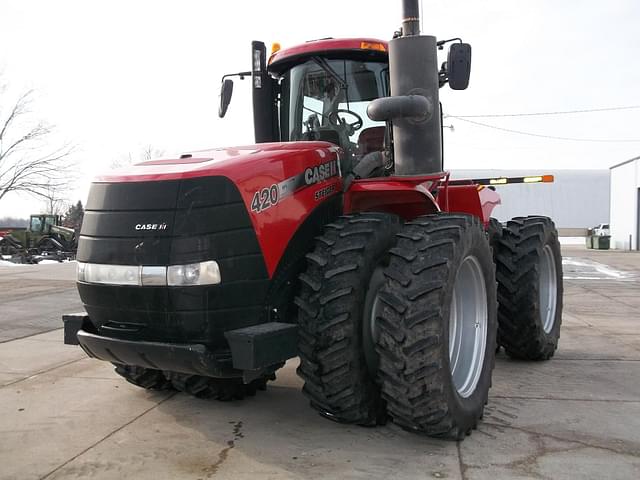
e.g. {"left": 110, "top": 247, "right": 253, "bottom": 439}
{"left": 357, "top": 126, "right": 386, "bottom": 156}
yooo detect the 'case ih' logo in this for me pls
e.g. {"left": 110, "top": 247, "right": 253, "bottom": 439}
{"left": 135, "top": 223, "right": 168, "bottom": 231}
{"left": 304, "top": 160, "right": 338, "bottom": 185}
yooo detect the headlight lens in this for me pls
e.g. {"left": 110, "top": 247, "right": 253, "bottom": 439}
{"left": 77, "top": 262, "right": 140, "bottom": 286}
{"left": 167, "top": 261, "right": 221, "bottom": 286}
{"left": 77, "top": 261, "right": 221, "bottom": 286}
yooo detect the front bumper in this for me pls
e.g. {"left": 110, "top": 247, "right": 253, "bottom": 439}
{"left": 63, "top": 313, "right": 298, "bottom": 381}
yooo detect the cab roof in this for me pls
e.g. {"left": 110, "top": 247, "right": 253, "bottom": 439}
{"left": 268, "top": 38, "right": 388, "bottom": 73}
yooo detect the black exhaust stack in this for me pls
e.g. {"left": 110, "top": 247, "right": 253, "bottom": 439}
{"left": 367, "top": 0, "right": 442, "bottom": 175}
{"left": 401, "top": 0, "right": 420, "bottom": 36}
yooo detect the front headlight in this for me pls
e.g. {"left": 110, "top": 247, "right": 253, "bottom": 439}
{"left": 77, "top": 261, "right": 221, "bottom": 286}
{"left": 167, "top": 261, "right": 221, "bottom": 286}
{"left": 77, "top": 262, "right": 140, "bottom": 286}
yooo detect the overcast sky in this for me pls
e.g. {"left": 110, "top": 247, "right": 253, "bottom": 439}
{"left": 1, "top": 0, "right": 639, "bottom": 217}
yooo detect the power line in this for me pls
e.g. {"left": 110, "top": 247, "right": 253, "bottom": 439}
{"left": 448, "top": 116, "right": 640, "bottom": 143}
{"left": 448, "top": 105, "right": 640, "bottom": 118}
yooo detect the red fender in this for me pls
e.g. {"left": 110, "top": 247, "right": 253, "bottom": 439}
{"left": 344, "top": 175, "right": 442, "bottom": 220}
{"left": 437, "top": 184, "right": 501, "bottom": 224}
{"left": 346, "top": 175, "right": 501, "bottom": 225}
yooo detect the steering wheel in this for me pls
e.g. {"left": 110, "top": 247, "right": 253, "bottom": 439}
{"left": 328, "top": 109, "right": 363, "bottom": 134}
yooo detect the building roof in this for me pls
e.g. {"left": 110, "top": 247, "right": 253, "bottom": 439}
{"left": 609, "top": 156, "right": 640, "bottom": 170}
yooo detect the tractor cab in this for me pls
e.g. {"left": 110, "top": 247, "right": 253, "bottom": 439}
{"left": 273, "top": 45, "right": 389, "bottom": 165}
{"left": 29, "top": 214, "right": 59, "bottom": 234}
{"left": 220, "top": 39, "right": 391, "bottom": 173}
{"left": 219, "top": 37, "right": 471, "bottom": 178}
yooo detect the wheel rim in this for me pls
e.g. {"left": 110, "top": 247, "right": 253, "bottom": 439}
{"left": 539, "top": 244, "right": 558, "bottom": 333}
{"left": 448, "top": 255, "right": 488, "bottom": 398}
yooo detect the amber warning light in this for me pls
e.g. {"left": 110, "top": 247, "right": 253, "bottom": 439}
{"left": 450, "top": 175, "right": 555, "bottom": 186}
{"left": 360, "top": 41, "right": 387, "bottom": 52}
{"left": 482, "top": 175, "right": 554, "bottom": 186}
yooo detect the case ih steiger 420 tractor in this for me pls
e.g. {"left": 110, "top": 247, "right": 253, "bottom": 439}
{"left": 63, "top": 0, "right": 563, "bottom": 439}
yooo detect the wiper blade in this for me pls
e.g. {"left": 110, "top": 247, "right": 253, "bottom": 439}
{"left": 311, "top": 57, "right": 347, "bottom": 89}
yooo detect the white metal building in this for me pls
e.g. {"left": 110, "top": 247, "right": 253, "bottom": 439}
{"left": 452, "top": 169, "right": 610, "bottom": 235}
{"left": 609, "top": 156, "right": 640, "bottom": 250}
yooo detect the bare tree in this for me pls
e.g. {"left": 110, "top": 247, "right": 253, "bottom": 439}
{"left": 0, "top": 84, "right": 75, "bottom": 204}
{"left": 142, "top": 144, "right": 163, "bottom": 161}
{"left": 41, "top": 181, "right": 68, "bottom": 215}
{"left": 111, "top": 145, "right": 164, "bottom": 169}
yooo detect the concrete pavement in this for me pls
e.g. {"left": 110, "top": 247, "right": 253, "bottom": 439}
{"left": 0, "top": 262, "right": 82, "bottom": 342}
{"left": 0, "top": 248, "right": 639, "bottom": 479}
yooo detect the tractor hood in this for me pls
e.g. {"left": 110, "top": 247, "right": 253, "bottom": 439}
{"left": 87, "top": 141, "right": 344, "bottom": 277}
{"left": 97, "top": 142, "right": 341, "bottom": 184}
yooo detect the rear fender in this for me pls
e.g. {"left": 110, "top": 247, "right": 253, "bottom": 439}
{"left": 438, "top": 185, "right": 501, "bottom": 224}
{"left": 345, "top": 176, "right": 501, "bottom": 225}
{"left": 344, "top": 177, "right": 441, "bottom": 220}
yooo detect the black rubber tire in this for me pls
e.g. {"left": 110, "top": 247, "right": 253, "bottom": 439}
{"left": 113, "top": 364, "right": 174, "bottom": 390}
{"left": 295, "top": 212, "right": 401, "bottom": 425}
{"left": 164, "top": 372, "right": 273, "bottom": 400}
{"left": 375, "top": 214, "right": 497, "bottom": 439}
{"left": 487, "top": 217, "right": 502, "bottom": 248}
{"left": 494, "top": 216, "right": 563, "bottom": 360}
{"left": 487, "top": 217, "right": 503, "bottom": 352}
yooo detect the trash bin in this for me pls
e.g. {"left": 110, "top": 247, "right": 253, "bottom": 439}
{"left": 585, "top": 235, "right": 593, "bottom": 249}
{"left": 592, "top": 235, "right": 610, "bottom": 250}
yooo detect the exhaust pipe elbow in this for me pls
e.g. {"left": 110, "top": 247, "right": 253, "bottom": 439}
{"left": 367, "top": 95, "right": 432, "bottom": 123}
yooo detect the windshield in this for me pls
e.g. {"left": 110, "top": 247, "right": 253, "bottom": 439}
{"left": 30, "top": 216, "right": 43, "bottom": 232}
{"left": 279, "top": 59, "right": 388, "bottom": 157}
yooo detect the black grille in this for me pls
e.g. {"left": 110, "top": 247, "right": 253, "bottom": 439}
{"left": 77, "top": 176, "right": 269, "bottom": 346}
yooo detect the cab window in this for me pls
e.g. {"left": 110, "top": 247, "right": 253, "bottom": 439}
{"left": 30, "top": 216, "right": 43, "bottom": 232}
{"left": 279, "top": 58, "right": 388, "bottom": 161}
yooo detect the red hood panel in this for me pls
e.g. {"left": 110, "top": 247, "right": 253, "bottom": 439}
{"left": 95, "top": 141, "right": 343, "bottom": 278}
{"left": 96, "top": 142, "right": 340, "bottom": 183}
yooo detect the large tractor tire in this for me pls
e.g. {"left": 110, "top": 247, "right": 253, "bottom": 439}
{"left": 376, "top": 214, "right": 497, "bottom": 439}
{"left": 164, "top": 372, "right": 272, "bottom": 400}
{"left": 296, "top": 212, "right": 401, "bottom": 425}
{"left": 494, "top": 216, "right": 563, "bottom": 360}
{"left": 113, "top": 364, "right": 173, "bottom": 390}
{"left": 487, "top": 217, "right": 503, "bottom": 248}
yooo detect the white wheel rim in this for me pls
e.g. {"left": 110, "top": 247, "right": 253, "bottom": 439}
{"left": 540, "top": 244, "right": 558, "bottom": 333}
{"left": 449, "top": 256, "right": 488, "bottom": 398}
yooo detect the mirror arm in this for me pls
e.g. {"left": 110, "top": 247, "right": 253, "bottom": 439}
{"left": 436, "top": 37, "right": 462, "bottom": 50}
{"left": 220, "top": 71, "right": 252, "bottom": 83}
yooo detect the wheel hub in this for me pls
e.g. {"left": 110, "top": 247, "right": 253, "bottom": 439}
{"left": 448, "top": 255, "right": 488, "bottom": 398}
{"left": 539, "top": 244, "right": 558, "bottom": 333}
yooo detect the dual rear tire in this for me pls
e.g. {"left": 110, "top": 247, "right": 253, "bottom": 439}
{"left": 375, "top": 214, "right": 497, "bottom": 438}
{"left": 493, "top": 216, "right": 563, "bottom": 359}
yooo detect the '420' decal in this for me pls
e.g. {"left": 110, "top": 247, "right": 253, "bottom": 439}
{"left": 251, "top": 184, "right": 279, "bottom": 213}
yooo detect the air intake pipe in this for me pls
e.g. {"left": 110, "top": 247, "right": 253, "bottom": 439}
{"left": 367, "top": 0, "right": 442, "bottom": 175}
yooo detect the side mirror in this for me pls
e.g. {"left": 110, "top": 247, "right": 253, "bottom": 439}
{"left": 447, "top": 43, "right": 471, "bottom": 90}
{"left": 218, "top": 78, "right": 234, "bottom": 118}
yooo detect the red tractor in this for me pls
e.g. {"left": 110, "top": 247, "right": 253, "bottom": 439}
{"left": 63, "top": 0, "right": 562, "bottom": 439}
